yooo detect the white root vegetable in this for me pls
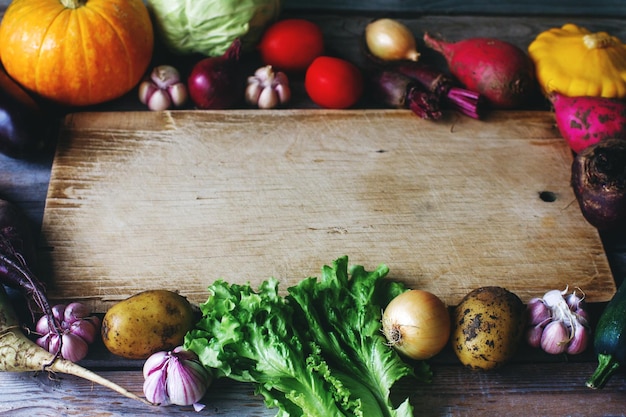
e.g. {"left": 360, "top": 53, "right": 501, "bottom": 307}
{"left": 0, "top": 285, "right": 151, "bottom": 405}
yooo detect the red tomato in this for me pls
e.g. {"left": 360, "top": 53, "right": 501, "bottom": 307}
{"left": 305, "top": 56, "right": 364, "bottom": 109}
{"left": 258, "top": 19, "right": 324, "bottom": 73}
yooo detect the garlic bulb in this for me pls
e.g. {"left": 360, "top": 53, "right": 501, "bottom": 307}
{"left": 139, "top": 65, "right": 188, "bottom": 111}
{"left": 245, "top": 65, "right": 291, "bottom": 109}
{"left": 35, "top": 302, "right": 100, "bottom": 362}
{"left": 143, "top": 346, "right": 211, "bottom": 409}
{"left": 524, "top": 286, "right": 590, "bottom": 355}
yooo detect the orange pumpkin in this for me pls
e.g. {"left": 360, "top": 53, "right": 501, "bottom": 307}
{"left": 0, "top": 0, "right": 154, "bottom": 107}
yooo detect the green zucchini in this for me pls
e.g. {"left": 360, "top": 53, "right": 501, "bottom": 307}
{"left": 586, "top": 280, "right": 626, "bottom": 389}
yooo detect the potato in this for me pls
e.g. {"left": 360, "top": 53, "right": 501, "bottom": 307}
{"left": 452, "top": 286, "right": 525, "bottom": 370}
{"left": 101, "top": 290, "right": 197, "bottom": 359}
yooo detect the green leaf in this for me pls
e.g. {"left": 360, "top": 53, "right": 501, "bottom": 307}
{"left": 287, "top": 256, "right": 424, "bottom": 417}
{"left": 184, "top": 256, "right": 431, "bottom": 416}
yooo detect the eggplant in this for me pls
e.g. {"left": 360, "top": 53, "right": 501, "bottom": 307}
{"left": 0, "top": 66, "right": 52, "bottom": 158}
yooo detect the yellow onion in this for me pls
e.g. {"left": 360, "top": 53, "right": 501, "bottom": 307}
{"left": 365, "top": 18, "right": 420, "bottom": 62}
{"left": 382, "top": 289, "right": 451, "bottom": 360}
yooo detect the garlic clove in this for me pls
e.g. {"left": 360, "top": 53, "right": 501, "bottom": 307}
{"left": 565, "top": 289, "right": 586, "bottom": 311}
{"left": 168, "top": 83, "right": 188, "bottom": 108}
{"left": 48, "top": 333, "right": 61, "bottom": 354}
{"left": 151, "top": 65, "right": 182, "bottom": 89}
{"left": 63, "top": 302, "right": 91, "bottom": 324}
{"left": 245, "top": 81, "right": 263, "bottom": 105}
{"left": 574, "top": 307, "right": 590, "bottom": 327}
{"left": 52, "top": 304, "right": 66, "bottom": 324}
{"left": 36, "top": 333, "right": 51, "bottom": 350}
{"left": 273, "top": 71, "right": 289, "bottom": 86}
{"left": 525, "top": 325, "right": 543, "bottom": 348}
{"left": 525, "top": 297, "right": 551, "bottom": 326}
{"left": 275, "top": 83, "right": 291, "bottom": 104}
{"left": 165, "top": 356, "right": 211, "bottom": 406}
{"left": 257, "top": 86, "right": 279, "bottom": 109}
{"left": 148, "top": 89, "right": 172, "bottom": 112}
{"left": 143, "top": 367, "right": 170, "bottom": 405}
{"left": 540, "top": 321, "right": 569, "bottom": 354}
{"left": 69, "top": 319, "right": 98, "bottom": 344}
{"left": 541, "top": 288, "right": 568, "bottom": 309}
{"left": 35, "top": 314, "right": 51, "bottom": 335}
{"left": 138, "top": 81, "right": 158, "bottom": 105}
{"left": 566, "top": 322, "right": 589, "bottom": 355}
{"left": 143, "top": 350, "right": 169, "bottom": 378}
{"left": 60, "top": 333, "right": 89, "bottom": 362}
{"left": 254, "top": 65, "right": 275, "bottom": 82}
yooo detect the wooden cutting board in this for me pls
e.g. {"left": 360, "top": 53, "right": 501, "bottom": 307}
{"left": 39, "top": 109, "right": 615, "bottom": 312}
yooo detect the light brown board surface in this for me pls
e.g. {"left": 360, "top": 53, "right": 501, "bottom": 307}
{"left": 39, "top": 109, "right": 614, "bottom": 312}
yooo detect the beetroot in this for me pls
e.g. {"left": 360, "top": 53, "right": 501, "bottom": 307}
{"left": 571, "top": 138, "right": 626, "bottom": 230}
{"left": 423, "top": 33, "right": 537, "bottom": 109}
{"left": 551, "top": 93, "right": 626, "bottom": 153}
{"left": 369, "top": 70, "right": 442, "bottom": 120}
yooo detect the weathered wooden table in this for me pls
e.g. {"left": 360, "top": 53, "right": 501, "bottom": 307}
{"left": 1, "top": 3, "right": 626, "bottom": 416}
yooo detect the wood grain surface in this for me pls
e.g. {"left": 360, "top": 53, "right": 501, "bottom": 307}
{"left": 0, "top": 361, "right": 624, "bottom": 417}
{"left": 38, "top": 109, "right": 614, "bottom": 311}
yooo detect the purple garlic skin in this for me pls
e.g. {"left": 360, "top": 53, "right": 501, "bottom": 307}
{"left": 524, "top": 287, "right": 590, "bottom": 355}
{"left": 35, "top": 302, "right": 100, "bottom": 362}
{"left": 143, "top": 346, "right": 212, "bottom": 407}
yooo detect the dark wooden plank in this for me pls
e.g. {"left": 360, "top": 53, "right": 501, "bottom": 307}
{"left": 282, "top": 0, "right": 626, "bottom": 17}
{"left": 0, "top": 363, "right": 624, "bottom": 416}
{"left": 0, "top": 0, "right": 620, "bottom": 15}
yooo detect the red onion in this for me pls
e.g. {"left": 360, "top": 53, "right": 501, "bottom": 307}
{"left": 188, "top": 39, "right": 244, "bottom": 109}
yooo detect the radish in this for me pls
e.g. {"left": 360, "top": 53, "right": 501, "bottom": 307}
{"left": 423, "top": 33, "right": 538, "bottom": 109}
{"left": 551, "top": 93, "right": 626, "bottom": 153}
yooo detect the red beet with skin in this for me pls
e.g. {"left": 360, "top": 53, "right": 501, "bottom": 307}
{"left": 571, "top": 138, "right": 626, "bottom": 230}
{"left": 552, "top": 93, "right": 626, "bottom": 153}
{"left": 423, "top": 33, "right": 537, "bottom": 109}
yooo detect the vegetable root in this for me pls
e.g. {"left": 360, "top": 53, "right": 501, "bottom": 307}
{"left": 0, "top": 199, "right": 63, "bottom": 354}
{"left": 571, "top": 138, "right": 626, "bottom": 230}
{"left": 423, "top": 32, "right": 537, "bottom": 109}
{"left": 0, "top": 285, "right": 151, "bottom": 405}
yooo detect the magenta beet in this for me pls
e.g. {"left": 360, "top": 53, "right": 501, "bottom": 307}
{"left": 551, "top": 93, "right": 626, "bottom": 153}
{"left": 423, "top": 33, "right": 537, "bottom": 109}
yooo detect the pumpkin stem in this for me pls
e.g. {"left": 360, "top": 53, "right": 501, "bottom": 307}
{"left": 583, "top": 32, "right": 618, "bottom": 49}
{"left": 60, "top": 0, "right": 86, "bottom": 9}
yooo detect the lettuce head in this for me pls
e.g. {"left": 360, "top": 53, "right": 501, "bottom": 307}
{"left": 146, "top": 0, "right": 282, "bottom": 57}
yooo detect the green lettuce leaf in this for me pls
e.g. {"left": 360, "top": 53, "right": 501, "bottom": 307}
{"left": 184, "top": 256, "right": 431, "bottom": 416}
{"left": 287, "top": 257, "right": 427, "bottom": 417}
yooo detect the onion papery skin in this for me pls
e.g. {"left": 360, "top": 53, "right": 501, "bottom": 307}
{"left": 382, "top": 289, "right": 451, "bottom": 360}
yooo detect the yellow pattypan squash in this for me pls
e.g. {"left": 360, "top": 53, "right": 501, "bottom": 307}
{"left": 528, "top": 23, "right": 626, "bottom": 98}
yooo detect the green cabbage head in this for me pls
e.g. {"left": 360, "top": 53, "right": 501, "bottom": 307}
{"left": 146, "top": 0, "right": 282, "bottom": 57}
